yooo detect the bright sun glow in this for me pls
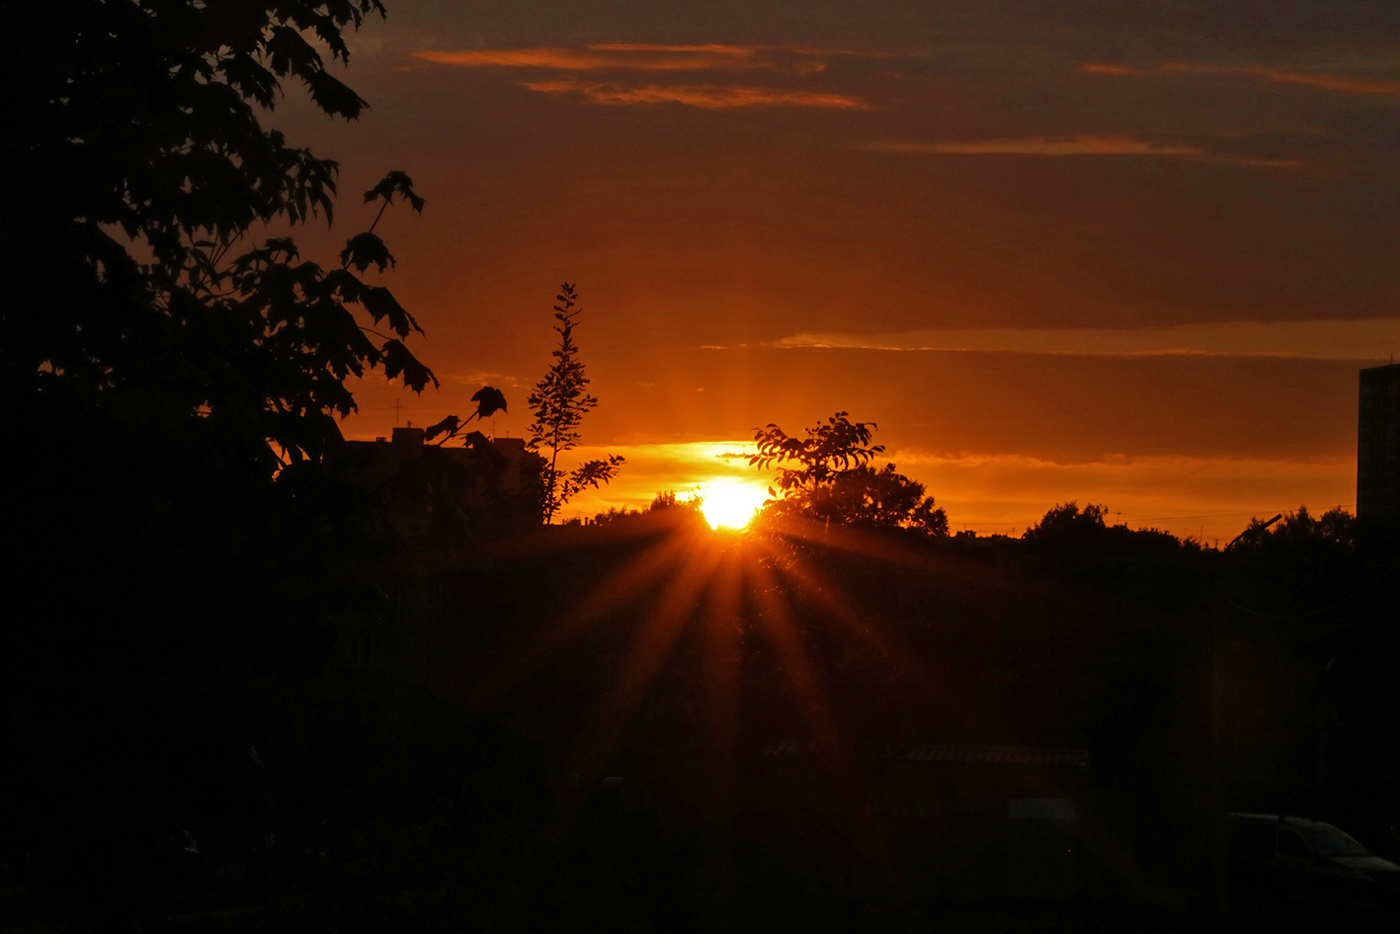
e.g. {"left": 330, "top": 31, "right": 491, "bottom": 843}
{"left": 699, "top": 481, "right": 768, "bottom": 530}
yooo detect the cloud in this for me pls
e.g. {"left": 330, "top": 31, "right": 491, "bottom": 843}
{"left": 762, "top": 318, "right": 1400, "bottom": 359}
{"left": 414, "top": 42, "right": 881, "bottom": 108}
{"left": 523, "top": 79, "right": 869, "bottom": 109}
{"left": 1215, "top": 65, "right": 1400, "bottom": 97}
{"left": 862, "top": 135, "right": 1295, "bottom": 166}
{"left": 412, "top": 43, "right": 866, "bottom": 75}
{"left": 448, "top": 370, "right": 523, "bottom": 388}
{"left": 415, "top": 45, "right": 763, "bottom": 72}
{"left": 867, "top": 135, "right": 1201, "bottom": 156}
{"left": 1078, "top": 62, "right": 1145, "bottom": 76}
{"left": 1083, "top": 60, "right": 1400, "bottom": 97}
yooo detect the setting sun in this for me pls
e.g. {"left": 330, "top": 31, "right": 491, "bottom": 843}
{"left": 699, "top": 481, "right": 768, "bottom": 530}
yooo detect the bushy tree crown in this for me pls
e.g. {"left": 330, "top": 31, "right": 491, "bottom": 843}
{"left": 748, "top": 412, "right": 948, "bottom": 535}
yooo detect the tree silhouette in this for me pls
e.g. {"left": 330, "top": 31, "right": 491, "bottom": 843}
{"left": 1023, "top": 501, "right": 1112, "bottom": 543}
{"left": 1228, "top": 505, "right": 1354, "bottom": 555}
{"left": 525, "top": 284, "right": 623, "bottom": 523}
{"left": 1022, "top": 501, "right": 1208, "bottom": 608}
{"left": 3, "top": 5, "right": 473, "bottom": 920}
{"left": 5, "top": 0, "right": 454, "bottom": 480}
{"left": 747, "top": 412, "right": 948, "bottom": 535}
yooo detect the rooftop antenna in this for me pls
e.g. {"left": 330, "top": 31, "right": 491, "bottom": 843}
{"left": 394, "top": 397, "right": 401, "bottom": 428}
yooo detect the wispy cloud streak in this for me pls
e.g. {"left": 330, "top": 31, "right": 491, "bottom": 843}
{"left": 1083, "top": 60, "right": 1400, "bottom": 97}
{"left": 415, "top": 42, "right": 874, "bottom": 108}
{"left": 524, "top": 79, "right": 868, "bottom": 109}
{"left": 413, "top": 43, "right": 868, "bottom": 74}
{"left": 589, "top": 42, "right": 759, "bottom": 54}
{"left": 762, "top": 318, "right": 1400, "bottom": 358}
{"left": 416, "top": 45, "right": 765, "bottom": 71}
{"left": 868, "top": 136, "right": 1199, "bottom": 156}
{"left": 448, "top": 370, "right": 522, "bottom": 388}
{"left": 863, "top": 135, "right": 1295, "bottom": 166}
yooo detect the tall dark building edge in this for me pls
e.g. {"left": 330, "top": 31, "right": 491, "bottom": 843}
{"left": 1357, "top": 363, "right": 1400, "bottom": 518}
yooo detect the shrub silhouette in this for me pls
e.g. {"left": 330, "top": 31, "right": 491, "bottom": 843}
{"left": 747, "top": 412, "right": 948, "bottom": 535}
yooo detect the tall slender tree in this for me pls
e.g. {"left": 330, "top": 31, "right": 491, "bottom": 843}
{"left": 525, "top": 283, "right": 623, "bottom": 523}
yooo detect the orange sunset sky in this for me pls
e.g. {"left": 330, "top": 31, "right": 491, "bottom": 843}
{"left": 272, "top": 1, "right": 1400, "bottom": 542}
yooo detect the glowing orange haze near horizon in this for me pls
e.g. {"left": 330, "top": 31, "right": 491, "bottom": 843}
{"left": 291, "top": 8, "right": 1394, "bottom": 545}
{"left": 341, "top": 344, "right": 1362, "bottom": 545}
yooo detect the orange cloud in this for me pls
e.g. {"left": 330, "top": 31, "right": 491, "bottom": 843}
{"left": 414, "top": 43, "right": 882, "bottom": 107}
{"left": 862, "top": 136, "right": 1293, "bottom": 165}
{"left": 1235, "top": 65, "right": 1400, "bottom": 96}
{"left": 766, "top": 318, "right": 1400, "bottom": 357}
{"left": 1084, "top": 60, "right": 1400, "bottom": 97}
{"left": 868, "top": 135, "right": 1202, "bottom": 156}
{"left": 1079, "top": 62, "right": 1145, "bottom": 76}
{"left": 413, "top": 43, "right": 844, "bottom": 74}
{"left": 414, "top": 47, "right": 759, "bottom": 71}
{"left": 448, "top": 369, "right": 524, "bottom": 389}
{"left": 523, "top": 79, "right": 869, "bottom": 110}
{"left": 587, "top": 42, "right": 758, "bottom": 55}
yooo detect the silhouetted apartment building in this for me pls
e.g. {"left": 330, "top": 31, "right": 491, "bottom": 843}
{"left": 1357, "top": 363, "right": 1400, "bottom": 518}
{"left": 337, "top": 426, "right": 544, "bottom": 545}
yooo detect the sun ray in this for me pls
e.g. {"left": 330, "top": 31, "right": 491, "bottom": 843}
{"left": 742, "top": 553, "right": 862, "bottom": 797}
{"left": 466, "top": 521, "right": 701, "bottom": 707}
{"left": 595, "top": 537, "right": 725, "bottom": 728}
{"left": 562, "top": 531, "right": 730, "bottom": 804}
{"left": 771, "top": 552, "right": 995, "bottom": 745}
{"left": 745, "top": 523, "right": 1031, "bottom": 752}
{"left": 697, "top": 543, "right": 745, "bottom": 815}
{"left": 460, "top": 499, "right": 1060, "bottom": 847}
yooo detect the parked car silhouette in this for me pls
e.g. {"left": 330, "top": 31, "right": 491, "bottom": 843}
{"left": 1228, "top": 813, "right": 1400, "bottom": 913}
